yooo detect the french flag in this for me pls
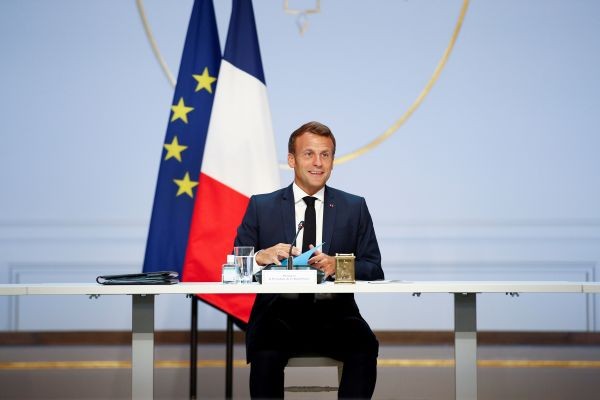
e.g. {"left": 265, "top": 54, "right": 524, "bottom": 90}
{"left": 182, "top": 0, "right": 280, "bottom": 323}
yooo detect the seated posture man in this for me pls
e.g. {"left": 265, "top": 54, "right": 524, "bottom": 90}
{"left": 234, "top": 121, "right": 384, "bottom": 399}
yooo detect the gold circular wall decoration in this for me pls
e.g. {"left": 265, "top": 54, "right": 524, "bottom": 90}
{"left": 333, "top": 0, "right": 470, "bottom": 165}
{"left": 136, "top": 0, "right": 176, "bottom": 87}
{"left": 135, "top": 0, "right": 470, "bottom": 167}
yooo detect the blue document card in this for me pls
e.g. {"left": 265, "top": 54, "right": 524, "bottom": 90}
{"left": 281, "top": 243, "right": 324, "bottom": 267}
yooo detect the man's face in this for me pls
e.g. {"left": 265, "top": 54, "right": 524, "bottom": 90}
{"left": 287, "top": 132, "right": 334, "bottom": 195}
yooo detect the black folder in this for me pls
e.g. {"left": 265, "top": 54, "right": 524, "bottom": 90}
{"left": 96, "top": 271, "right": 179, "bottom": 285}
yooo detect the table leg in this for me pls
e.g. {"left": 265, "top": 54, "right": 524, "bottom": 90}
{"left": 454, "top": 293, "right": 477, "bottom": 400}
{"left": 132, "top": 294, "right": 155, "bottom": 400}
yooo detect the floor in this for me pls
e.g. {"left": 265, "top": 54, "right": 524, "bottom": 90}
{"left": 1, "top": 343, "right": 600, "bottom": 399}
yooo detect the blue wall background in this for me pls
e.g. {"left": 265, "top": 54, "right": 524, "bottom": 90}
{"left": 1, "top": 0, "right": 599, "bottom": 332}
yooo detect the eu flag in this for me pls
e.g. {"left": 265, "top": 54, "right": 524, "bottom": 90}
{"left": 143, "top": 0, "right": 221, "bottom": 274}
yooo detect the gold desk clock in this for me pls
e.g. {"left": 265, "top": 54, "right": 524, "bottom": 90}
{"left": 334, "top": 253, "right": 355, "bottom": 283}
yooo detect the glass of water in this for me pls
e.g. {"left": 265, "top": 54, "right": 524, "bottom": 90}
{"left": 234, "top": 246, "right": 254, "bottom": 284}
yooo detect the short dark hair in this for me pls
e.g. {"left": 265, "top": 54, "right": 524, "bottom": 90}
{"left": 288, "top": 121, "right": 336, "bottom": 155}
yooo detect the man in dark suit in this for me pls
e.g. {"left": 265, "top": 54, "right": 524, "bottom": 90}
{"left": 234, "top": 121, "right": 384, "bottom": 399}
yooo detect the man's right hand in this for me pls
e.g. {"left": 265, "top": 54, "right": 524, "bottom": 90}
{"left": 255, "top": 243, "right": 301, "bottom": 266}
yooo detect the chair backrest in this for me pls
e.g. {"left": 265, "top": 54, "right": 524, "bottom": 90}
{"left": 284, "top": 356, "right": 343, "bottom": 393}
{"left": 286, "top": 356, "right": 343, "bottom": 368}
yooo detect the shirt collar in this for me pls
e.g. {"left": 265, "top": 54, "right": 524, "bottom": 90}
{"left": 292, "top": 183, "right": 325, "bottom": 204}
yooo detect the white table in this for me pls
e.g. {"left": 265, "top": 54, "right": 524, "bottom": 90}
{"left": 0, "top": 281, "right": 585, "bottom": 400}
{"left": 581, "top": 283, "right": 600, "bottom": 293}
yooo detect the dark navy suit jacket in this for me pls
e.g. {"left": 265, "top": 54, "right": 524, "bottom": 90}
{"left": 234, "top": 184, "right": 384, "bottom": 358}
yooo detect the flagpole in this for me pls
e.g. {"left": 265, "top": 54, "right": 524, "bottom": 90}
{"left": 190, "top": 295, "right": 198, "bottom": 400}
{"left": 226, "top": 315, "right": 234, "bottom": 398}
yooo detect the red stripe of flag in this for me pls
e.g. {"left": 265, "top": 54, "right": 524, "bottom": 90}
{"left": 183, "top": 174, "right": 255, "bottom": 320}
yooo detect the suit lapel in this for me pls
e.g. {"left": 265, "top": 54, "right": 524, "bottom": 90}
{"left": 322, "top": 186, "right": 336, "bottom": 255}
{"left": 281, "top": 184, "right": 296, "bottom": 244}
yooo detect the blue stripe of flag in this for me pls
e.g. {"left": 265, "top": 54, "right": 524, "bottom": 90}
{"left": 223, "top": 0, "right": 266, "bottom": 85}
{"left": 143, "top": 0, "right": 221, "bottom": 274}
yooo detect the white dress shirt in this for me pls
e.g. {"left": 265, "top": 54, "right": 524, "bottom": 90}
{"left": 292, "top": 183, "right": 325, "bottom": 251}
